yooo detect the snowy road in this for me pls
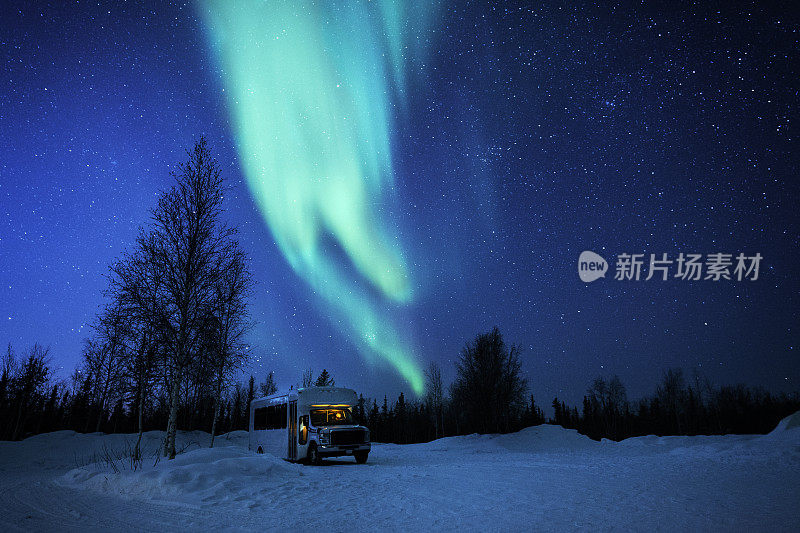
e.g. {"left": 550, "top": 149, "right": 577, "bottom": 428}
{"left": 0, "top": 415, "right": 798, "bottom": 532}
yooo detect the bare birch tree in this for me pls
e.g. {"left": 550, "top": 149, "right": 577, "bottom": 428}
{"left": 87, "top": 304, "right": 129, "bottom": 432}
{"left": 208, "top": 246, "right": 253, "bottom": 448}
{"left": 424, "top": 361, "right": 444, "bottom": 439}
{"left": 112, "top": 137, "right": 238, "bottom": 459}
{"left": 301, "top": 369, "right": 314, "bottom": 388}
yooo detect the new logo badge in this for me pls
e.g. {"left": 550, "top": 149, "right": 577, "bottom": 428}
{"left": 578, "top": 251, "right": 608, "bottom": 282}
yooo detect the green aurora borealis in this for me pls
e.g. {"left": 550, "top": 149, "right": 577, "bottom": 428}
{"left": 201, "top": 1, "right": 437, "bottom": 394}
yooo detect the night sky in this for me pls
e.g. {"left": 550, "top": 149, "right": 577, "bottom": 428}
{"left": 2, "top": 1, "right": 798, "bottom": 407}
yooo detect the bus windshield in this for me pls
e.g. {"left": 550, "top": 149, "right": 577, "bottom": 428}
{"left": 310, "top": 408, "right": 355, "bottom": 426}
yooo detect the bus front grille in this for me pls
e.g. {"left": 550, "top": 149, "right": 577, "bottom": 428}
{"left": 330, "top": 430, "right": 365, "bottom": 445}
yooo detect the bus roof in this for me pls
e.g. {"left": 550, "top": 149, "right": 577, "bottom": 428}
{"left": 251, "top": 387, "right": 357, "bottom": 408}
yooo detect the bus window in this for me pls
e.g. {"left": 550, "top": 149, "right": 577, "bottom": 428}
{"left": 310, "top": 408, "right": 355, "bottom": 426}
{"left": 254, "top": 407, "right": 267, "bottom": 431}
{"left": 257, "top": 402, "right": 289, "bottom": 430}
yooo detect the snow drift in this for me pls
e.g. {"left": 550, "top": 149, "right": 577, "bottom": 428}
{"left": 62, "top": 445, "right": 302, "bottom": 505}
{"left": 763, "top": 409, "right": 800, "bottom": 441}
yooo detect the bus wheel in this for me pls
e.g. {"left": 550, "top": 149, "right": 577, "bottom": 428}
{"left": 257, "top": 446, "right": 264, "bottom": 454}
{"left": 308, "top": 443, "right": 322, "bottom": 466}
{"left": 354, "top": 451, "right": 368, "bottom": 464}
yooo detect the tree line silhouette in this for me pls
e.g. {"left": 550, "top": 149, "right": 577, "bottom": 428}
{"left": 2, "top": 331, "right": 797, "bottom": 445}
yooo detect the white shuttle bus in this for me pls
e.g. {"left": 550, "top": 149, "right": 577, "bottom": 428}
{"left": 249, "top": 387, "right": 370, "bottom": 465}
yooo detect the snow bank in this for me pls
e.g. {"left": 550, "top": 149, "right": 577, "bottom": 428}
{"left": 62, "top": 445, "right": 302, "bottom": 505}
{"left": 606, "top": 411, "right": 800, "bottom": 460}
{"left": 769, "top": 410, "right": 800, "bottom": 434}
{"left": 762, "top": 410, "right": 800, "bottom": 444}
{"left": 494, "top": 424, "right": 598, "bottom": 453}
{"left": 0, "top": 429, "right": 250, "bottom": 471}
{"left": 1, "top": 430, "right": 189, "bottom": 472}
{"left": 404, "top": 424, "right": 597, "bottom": 457}
{"left": 0, "top": 427, "right": 286, "bottom": 507}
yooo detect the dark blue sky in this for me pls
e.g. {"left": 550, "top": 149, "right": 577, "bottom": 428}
{"left": 1, "top": 1, "right": 798, "bottom": 407}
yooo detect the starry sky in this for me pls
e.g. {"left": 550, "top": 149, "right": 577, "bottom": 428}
{"left": 1, "top": 1, "right": 798, "bottom": 407}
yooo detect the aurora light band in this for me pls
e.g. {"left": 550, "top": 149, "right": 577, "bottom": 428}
{"left": 201, "top": 0, "right": 436, "bottom": 394}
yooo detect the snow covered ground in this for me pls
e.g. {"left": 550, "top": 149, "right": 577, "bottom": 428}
{"left": 1, "top": 413, "right": 798, "bottom": 532}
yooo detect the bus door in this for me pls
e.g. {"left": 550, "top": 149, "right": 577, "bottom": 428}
{"left": 288, "top": 400, "right": 297, "bottom": 460}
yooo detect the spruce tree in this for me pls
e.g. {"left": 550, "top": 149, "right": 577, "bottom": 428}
{"left": 314, "top": 369, "right": 334, "bottom": 387}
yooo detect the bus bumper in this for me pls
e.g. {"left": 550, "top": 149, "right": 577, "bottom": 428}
{"left": 317, "top": 443, "right": 371, "bottom": 457}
